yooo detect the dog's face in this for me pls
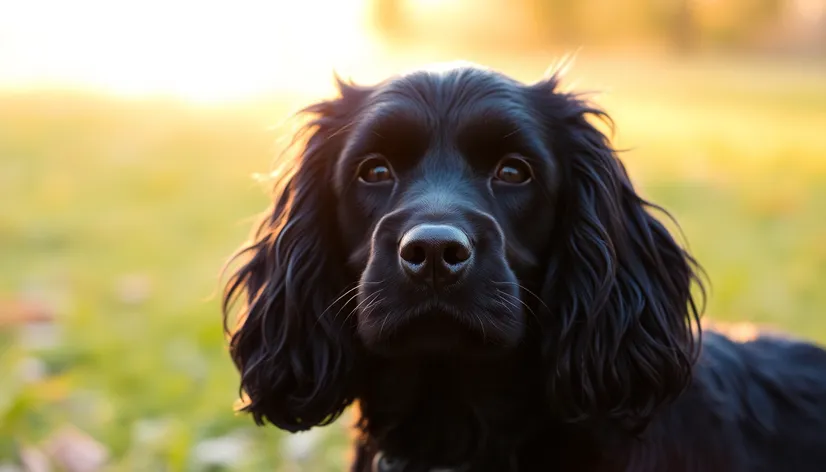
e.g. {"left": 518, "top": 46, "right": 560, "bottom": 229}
{"left": 223, "top": 64, "right": 703, "bottom": 435}
{"left": 333, "top": 69, "right": 557, "bottom": 354}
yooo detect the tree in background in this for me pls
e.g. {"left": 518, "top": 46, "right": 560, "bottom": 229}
{"left": 672, "top": 0, "right": 698, "bottom": 54}
{"left": 372, "top": 0, "right": 406, "bottom": 44}
{"left": 369, "top": 0, "right": 819, "bottom": 56}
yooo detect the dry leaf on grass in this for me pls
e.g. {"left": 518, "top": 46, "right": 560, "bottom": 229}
{"left": 43, "top": 426, "right": 108, "bottom": 472}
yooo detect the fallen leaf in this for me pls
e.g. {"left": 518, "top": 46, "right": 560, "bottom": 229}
{"left": 44, "top": 426, "right": 108, "bottom": 472}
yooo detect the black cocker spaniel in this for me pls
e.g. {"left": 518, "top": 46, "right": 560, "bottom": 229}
{"left": 222, "top": 63, "right": 826, "bottom": 471}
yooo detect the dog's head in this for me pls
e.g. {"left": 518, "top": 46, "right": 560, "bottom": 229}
{"left": 223, "top": 64, "right": 703, "bottom": 434}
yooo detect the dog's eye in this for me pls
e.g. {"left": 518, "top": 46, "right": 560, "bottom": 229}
{"left": 358, "top": 156, "right": 394, "bottom": 184}
{"left": 493, "top": 155, "right": 532, "bottom": 185}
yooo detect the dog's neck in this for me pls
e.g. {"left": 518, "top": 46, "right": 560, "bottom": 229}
{"left": 355, "top": 348, "right": 636, "bottom": 471}
{"left": 356, "top": 349, "right": 551, "bottom": 470}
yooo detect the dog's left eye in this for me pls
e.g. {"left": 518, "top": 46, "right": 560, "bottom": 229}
{"left": 493, "top": 155, "right": 532, "bottom": 185}
{"left": 358, "top": 156, "right": 395, "bottom": 184}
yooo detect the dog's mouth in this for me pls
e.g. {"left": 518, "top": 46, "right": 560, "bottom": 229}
{"left": 375, "top": 313, "right": 486, "bottom": 355}
{"left": 355, "top": 296, "right": 525, "bottom": 357}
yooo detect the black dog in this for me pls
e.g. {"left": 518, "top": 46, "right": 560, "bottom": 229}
{"left": 222, "top": 64, "right": 826, "bottom": 471}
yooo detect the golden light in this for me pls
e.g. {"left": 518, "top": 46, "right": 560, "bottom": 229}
{"left": 0, "top": 0, "right": 380, "bottom": 102}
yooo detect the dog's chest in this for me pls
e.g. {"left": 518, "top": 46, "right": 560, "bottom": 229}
{"left": 372, "top": 451, "right": 468, "bottom": 472}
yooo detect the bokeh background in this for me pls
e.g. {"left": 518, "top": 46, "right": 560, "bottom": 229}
{"left": 1, "top": 0, "right": 825, "bottom": 470}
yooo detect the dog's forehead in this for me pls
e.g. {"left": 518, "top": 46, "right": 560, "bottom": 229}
{"left": 333, "top": 65, "right": 550, "bottom": 190}
{"left": 368, "top": 66, "right": 527, "bottom": 119}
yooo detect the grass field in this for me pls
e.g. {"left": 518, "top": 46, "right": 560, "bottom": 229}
{"left": 1, "top": 56, "right": 825, "bottom": 471}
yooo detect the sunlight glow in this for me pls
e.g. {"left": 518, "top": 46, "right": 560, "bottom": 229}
{"left": 0, "top": 0, "right": 379, "bottom": 102}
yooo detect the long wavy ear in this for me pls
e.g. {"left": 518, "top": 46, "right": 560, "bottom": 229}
{"left": 222, "top": 78, "right": 372, "bottom": 432}
{"left": 530, "top": 76, "right": 705, "bottom": 433}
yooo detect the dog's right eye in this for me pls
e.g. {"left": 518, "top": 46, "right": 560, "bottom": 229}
{"left": 357, "top": 156, "right": 395, "bottom": 184}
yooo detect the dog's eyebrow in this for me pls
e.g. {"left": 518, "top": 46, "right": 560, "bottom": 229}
{"left": 455, "top": 106, "right": 546, "bottom": 159}
{"left": 342, "top": 102, "right": 431, "bottom": 163}
{"left": 360, "top": 104, "right": 429, "bottom": 137}
{"left": 457, "top": 105, "right": 539, "bottom": 137}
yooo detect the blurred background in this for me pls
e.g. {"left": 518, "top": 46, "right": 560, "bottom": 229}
{"left": 1, "top": 0, "right": 825, "bottom": 470}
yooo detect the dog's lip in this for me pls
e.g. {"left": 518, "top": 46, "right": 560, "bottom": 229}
{"left": 398, "top": 291, "right": 469, "bottom": 311}
{"left": 409, "top": 282, "right": 465, "bottom": 297}
{"left": 361, "top": 310, "right": 494, "bottom": 354}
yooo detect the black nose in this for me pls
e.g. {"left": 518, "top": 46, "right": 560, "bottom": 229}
{"left": 398, "top": 224, "right": 473, "bottom": 286}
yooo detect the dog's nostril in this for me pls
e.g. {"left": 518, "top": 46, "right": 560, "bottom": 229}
{"left": 443, "top": 243, "right": 471, "bottom": 265}
{"left": 398, "top": 224, "right": 473, "bottom": 285}
{"left": 400, "top": 244, "right": 427, "bottom": 265}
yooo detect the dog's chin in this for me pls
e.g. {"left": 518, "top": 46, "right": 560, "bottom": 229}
{"left": 357, "top": 307, "right": 525, "bottom": 358}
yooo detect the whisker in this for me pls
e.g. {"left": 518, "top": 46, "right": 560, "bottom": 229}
{"left": 471, "top": 311, "right": 487, "bottom": 343}
{"left": 361, "top": 293, "right": 385, "bottom": 319}
{"left": 377, "top": 298, "right": 392, "bottom": 339}
{"left": 495, "top": 290, "right": 520, "bottom": 310}
{"left": 487, "top": 316, "right": 509, "bottom": 335}
{"left": 330, "top": 279, "right": 386, "bottom": 323}
{"left": 309, "top": 282, "right": 362, "bottom": 332}
{"left": 489, "top": 297, "right": 517, "bottom": 325}
{"left": 493, "top": 281, "right": 551, "bottom": 314}
{"left": 365, "top": 296, "right": 386, "bottom": 320}
{"left": 323, "top": 284, "right": 361, "bottom": 320}
{"left": 343, "top": 289, "right": 384, "bottom": 325}
{"left": 498, "top": 289, "right": 540, "bottom": 323}
{"left": 331, "top": 288, "right": 366, "bottom": 323}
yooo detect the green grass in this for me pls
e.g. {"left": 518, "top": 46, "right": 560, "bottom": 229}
{"left": 1, "top": 57, "right": 825, "bottom": 470}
